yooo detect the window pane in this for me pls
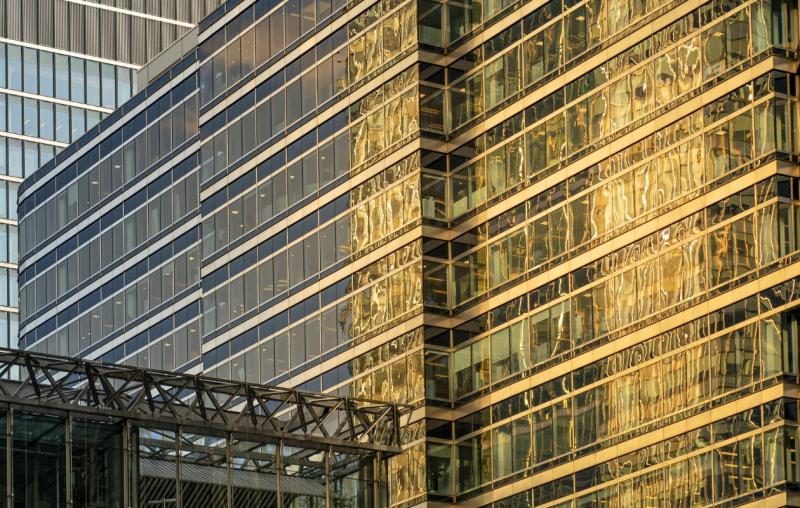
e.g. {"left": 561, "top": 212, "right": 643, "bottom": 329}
{"left": 70, "top": 57, "right": 84, "bottom": 102}
{"left": 23, "top": 48, "right": 37, "bottom": 94}
{"left": 86, "top": 60, "right": 101, "bottom": 106}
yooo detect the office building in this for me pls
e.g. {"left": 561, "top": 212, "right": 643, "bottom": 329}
{"left": 15, "top": 0, "right": 800, "bottom": 506}
{"left": 0, "top": 0, "right": 225, "bottom": 352}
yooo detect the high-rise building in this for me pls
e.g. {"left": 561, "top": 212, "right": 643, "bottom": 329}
{"left": 15, "top": 0, "right": 800, "bottom": 506}
{"left": 0, "top": 0, "right": 225, "bottom": 351}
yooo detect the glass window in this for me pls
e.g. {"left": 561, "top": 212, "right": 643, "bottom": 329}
{"left": 319, "top": 222, "right": 336, "bottom": 269}
{"left": 288, "top": 241, "right": 304, "bottom": 287}
{"left": 227, "top": 39, "right": 242, "bottom": 86}
{"left": 70, "top": 57, "right": 84, "bottom": 103}
{"left": 212, "top": 51, "right": 226, "bottom": 98}
{"left": 101, "top": 63, "right": 116, "bottom": 109}
{"left": 703, "top": 23, "right": 727, "bottom": 81}
{"left": 274, "top": 250, "right": 288, "bottom": 294}
{"left": 301, "top": 0, "right": 315, "bottom": 34}
{"left": 71, "top": 107, "right": 85, "bottom": 142}
{"left": 318, "top": 56, "right": 334, "bottom": 104}
{"left": 23, "top": 143, "right": 37, "bottom": 178}
{"left": 493, "top": 423, "right": 513, "bottom": 479}
{"left": 491, "top": 327, "right": 511, "bottom": 381}
{"left": 23, "top": 98, "right": 38, "bottom": 137}
{"left": 274, "top": 332, "right": 290, "bottom": 375}
{"left": 287, "top": 80, "right": 302, "bottom": 125}
{"left": 40, "top": 101, "right": 54, "bottom": 140}
{"left": 8, "top": 139, "right": 22, "bottom": 178}
{"left": 7, "top": 45, "right": 21, "bottom": 90}
{"left": 23, "top": 47, "right": 38, "bottom": 94}
{"left": 304, "top": 234, "right": 319, "bottom": 277}
{"left": 273, "top": 170, "right": 287, "bottom": 213}
{"left": 117, "top": 67, "right": 131, "bottom": 104}
{"left": 270, "top": 7, "right": 285, "bottom": 59}
{"left": 199, "top": 61, "right": 213, "bottom": 106}
{"left": 260, "top": 339, "right": 275, "bottom": 381}
{"left": 233, "top": 111, "right": 252, "bottom": 158}
{"left": 255, "top": 18, "right": 271, "bottom": 65}
{"left": 287, "top": 160, "right": 303, "bottom": 205}
{"left": 13, "top": 414, "right": 66, "bottom": 506}
{"left": 302, "top": 152, "right": 317, "bottom": 198}
{"left": 302, "top": 70, "right": 317, "bottom": 116}
{"left": 0, "top": 44, "right": 5, "bottom": 88}
{"left": 55, "top": 55, "right": 69, "bottom": 100}
{"left": 286, "top": 0, "right": 301, "bottom": 43}
{"left": 290, "top": 323, "right": 305, "bottom": 368}
{"left": 7, "top": 95, "right": 21, "bottom": 134}
{"left": 272, "top": 89, "right": 286, "bottom": 133}
{"left": 55, "top": 105, "right": 70, "bottom": 143}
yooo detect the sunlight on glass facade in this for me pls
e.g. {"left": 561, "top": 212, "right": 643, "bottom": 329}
{"left": 15, "top": 0, "right": 800, "bottom": 505}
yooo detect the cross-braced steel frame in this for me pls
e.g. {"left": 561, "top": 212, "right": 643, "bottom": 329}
{"left": 0, "top": 348, "right": 408, "bottom": 456}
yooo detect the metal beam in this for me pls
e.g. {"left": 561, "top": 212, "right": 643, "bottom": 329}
{"left": 0, "top": 348, "right": 410, "bottom": 456}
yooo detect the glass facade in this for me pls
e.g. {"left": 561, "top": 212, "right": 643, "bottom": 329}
{"left": 0, "top": 349, "right": 402, "bottom": 507}
{"left": 16, "top": 0, "right": 800, "bottom": 505}
{"left": 0, "top": 1, "right": 226, "bottom": 359}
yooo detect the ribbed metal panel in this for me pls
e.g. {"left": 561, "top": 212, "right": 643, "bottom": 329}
{"left": 116, "top": 11, "right": 130, "bottom": 63}
{"left": 0, "top": 0, "right": 227, "bottom": 66}
{"left": 163, "top": 0, "right": 176, "bottom": 21}
{"left": 85, "top": 5, "right": 99, "bottom": 57}
{"left": 135, "top": 0, "right": 157, "bottom": 16}
{"left": 159, "top": 23, "right": 178, "bottom": 51}
{"left": 131, "top": 0, "right": 144, "bottom": 18}
{"left": 130, "top": 13, "right": 145, "bottom": 65}
{"left": 69, "top": 3, "right": 85, "bottom": 54}
{"left": 176, "top": 0, "right": 190, "bottom": 23}
{"left": 0, "top": 0, "right": 6, "bottom": 39}
{"left": 6, "top": 0, "right": 22, "bottom": 41}
{"left": 54, "top": 0, "right": 69, "bottom": 51}
{"left": 39, "top": 0, "right": 54, "bottom": 47}
{"left": 146, "top": 18, "right": 160, "bottom": 61}
{"left": 22, "top": 0, "right": 38, "bottom": 44}
{"left": 99, "top": 9, "right": 116, "bottom": 60}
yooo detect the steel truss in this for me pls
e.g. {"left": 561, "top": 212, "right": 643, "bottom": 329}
{"left": 0, "top": 348, "right": 407, "bottom": 456}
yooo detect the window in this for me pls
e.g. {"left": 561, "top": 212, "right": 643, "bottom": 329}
{"left": 7, "top": 45, "right": 21, "bottom": 90}
{"left": 70, "top": 107, "right": 85, "bottom": 142}
{"left": 70, "top": 57, "right": 84, "bottom": 103}
{"left": 23, "top": 48, "right": 37, "bottom": 94}
{"left": 7, "top": 96, "right": 21, "bottom": 134}
{"left": 40, "top": 102, "right": 54, "bottom": 140}
{"left": 118, "top": 68, "right": 132, "bottom": 104}
{"left": 0, "top": 45, "right": 5, "bottom": 88}
{"left": 101, "top": 63, "right": 116, "bottom": 109}
{"left": 55, "top": 55, "right": 69, "bottom": 100}
{"left": 23, "top": 98, "right": 38, "bottom": 137}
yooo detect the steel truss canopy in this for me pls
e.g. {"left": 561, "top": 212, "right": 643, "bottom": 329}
{"left": 0, "top": 348, "right": 407, "bottom": 456}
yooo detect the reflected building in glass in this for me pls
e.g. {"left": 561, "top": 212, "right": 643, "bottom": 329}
{"left": 0, "top": 0, "right": 226, "bottom": 351}
{"left": 14, "top": 0, "right": 800, "bottom": 505}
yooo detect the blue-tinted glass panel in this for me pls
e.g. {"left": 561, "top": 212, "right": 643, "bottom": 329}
{"left": 70, "top": 57, "right": 84, "bottom": 103}
{"left": 55, "top": 55, "right": 69, "bottom": 100}
{"left": 22, "top": 48, "right": 37, "bottom": 94}
{"left": 7, "top": 45, "right": 21, "bottom": 90}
